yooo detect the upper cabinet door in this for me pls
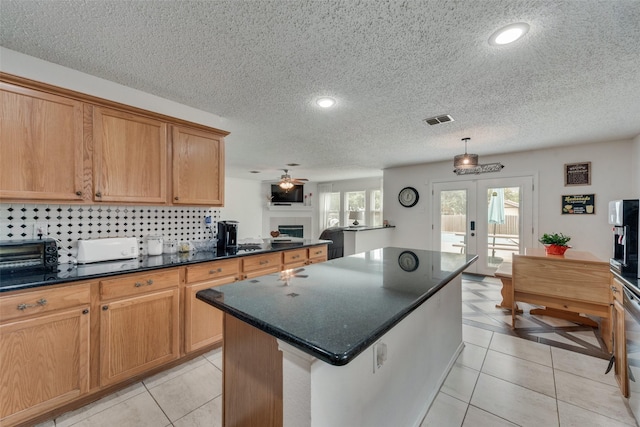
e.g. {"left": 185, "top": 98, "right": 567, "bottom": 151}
{"left": 0, "top": 83, "right": 84, "bottom": 201}
{"left": 93, "top": 107, "right": 168, "bottom": 203}
{"left": 172, "top": 126, "right": 225, "bottom": 206}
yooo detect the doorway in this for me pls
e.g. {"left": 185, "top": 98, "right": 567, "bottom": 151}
{"left": 433, "top": 176, "right": 534, "bottom": 275}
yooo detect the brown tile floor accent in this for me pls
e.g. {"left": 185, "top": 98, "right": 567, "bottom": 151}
{"left": 462, "top": 274, "right": 609, "bottom": 360}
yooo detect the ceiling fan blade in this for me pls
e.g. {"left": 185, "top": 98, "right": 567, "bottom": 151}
{"left": 292, "top": 178, "right": 308, "bottom": 182}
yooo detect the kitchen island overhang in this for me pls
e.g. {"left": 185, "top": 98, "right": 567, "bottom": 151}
{"left": 197, "top": 247, "right": 477, "bottom": 427}
{"left": 197, "top": 247, "right": 476, "bottom": 366}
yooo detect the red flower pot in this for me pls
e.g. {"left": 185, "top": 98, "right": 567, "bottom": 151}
{"left": 545, "top": 244, "right": 569, "bottom": 255}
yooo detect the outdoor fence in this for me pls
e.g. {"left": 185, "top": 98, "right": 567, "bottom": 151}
{"left": 441, "top": 214, "right": 519, "bottom": 236}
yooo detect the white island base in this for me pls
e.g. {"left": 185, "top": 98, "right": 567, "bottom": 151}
{"left": 277, "top": 274, "right": 463, "bottom": 427}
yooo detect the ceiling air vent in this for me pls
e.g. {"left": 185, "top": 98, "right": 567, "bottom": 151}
{"left": 423, "top": 114, "right": 454, "bottom": 126}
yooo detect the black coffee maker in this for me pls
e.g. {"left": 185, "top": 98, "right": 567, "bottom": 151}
{"left": 217, "top": 221, "right": 239, "bottom": 253}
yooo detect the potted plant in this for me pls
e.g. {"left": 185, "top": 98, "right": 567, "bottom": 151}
{"left": 539, "top": 232, "right": 571, "bottom": 255}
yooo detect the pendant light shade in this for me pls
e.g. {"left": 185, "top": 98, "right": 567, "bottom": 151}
{"left": 453, "top": 137, "right": 479, "bottom": 169}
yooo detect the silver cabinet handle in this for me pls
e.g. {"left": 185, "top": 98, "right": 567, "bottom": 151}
{"left": 209, "top": 268, "right": 222, "bottom": 274}
{"left": 135, "top": 282, "right": 143, "bottom": 287}
{"left": 95, "top": 191, "right": 102, "bottom": 198}
{"left": 260, "top": 260, "right": 269, "bottom": 265}
{"left": 146, "top": 279, "right": 154, "bottom": 285}
{"left": 611, "top": 286, "right": 619, "bottom": 293}
{"left": 17, "top": 298, "right": 47, "bottom": 310}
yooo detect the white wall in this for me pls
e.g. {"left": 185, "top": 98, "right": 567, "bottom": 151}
{"left": 0, "top": 47, "right": 229, "bottom": 130}
{"left": 384, "top": 139, "right": 636, "bottom": 261}
{"left": 219, "top": 177, "right": 263, "bottom": 240}
{"left": 633, "top": 135, "right": 640, "bottom": 196}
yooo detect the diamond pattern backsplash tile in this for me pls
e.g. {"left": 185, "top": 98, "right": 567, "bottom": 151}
{"left": 0, "top": 204, "right": 220, "bottom": 263}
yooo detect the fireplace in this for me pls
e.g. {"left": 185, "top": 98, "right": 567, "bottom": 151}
{"left": 278, "top": 225, "right": 304, "bottom": 238}
{"left": 269, "top": 217, "right": 312, "bottom": 239}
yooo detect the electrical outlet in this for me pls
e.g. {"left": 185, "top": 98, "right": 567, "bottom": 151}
{"left": 33, "top": 222, "right": 48, "bottom": 238}
{"left": 373, "top": 341, "right": 387, "bottom": 372}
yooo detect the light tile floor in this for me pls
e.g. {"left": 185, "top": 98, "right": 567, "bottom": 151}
{"left": 37, "top": 275, "right": 638, "bottom": 427}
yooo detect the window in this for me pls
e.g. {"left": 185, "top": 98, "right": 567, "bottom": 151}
{"left": 370, "top": 190, "right": 382, "bottom": 226}
{"left": 326, "top": 192, "right": 341, "bottom": 228}
{"left": 345, "top": 191, "right": 366, "bottom": 225}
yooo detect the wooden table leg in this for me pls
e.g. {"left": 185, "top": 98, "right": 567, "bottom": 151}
{"left": 495, "top": 276, "right": 523, "bottom": 313}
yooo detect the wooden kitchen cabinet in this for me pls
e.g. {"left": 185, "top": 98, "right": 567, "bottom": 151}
{"left": 0, "top": 284, "right": 91, "bottom": 427}
{"left": 98, "top": 270, "right": 180, "bottom": 387}
{"left": 242, "top": 252, "right": 282, "bottom": 279}
{"left": 92, "top": 106, "right": 168, "bottom": 204}
{"left": 172, "top": 125, "right": 225, "bottom": 206}
{"left": 0, "top": 82, "right": 85, "bottom": 202}
{"left": 184, "top": 259, "right": 240, "bottom": 353}
{"left": 307, "top": 245, "right": 328, "bottom": 264}
{"left": 612, "top": 277, "right": 628, "bottom": 397}
{"left": 282, "top": 248, "right": 307, "bottom": 270}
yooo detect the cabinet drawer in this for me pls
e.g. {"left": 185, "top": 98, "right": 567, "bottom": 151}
{"left": 308, "top": 245, "right": 328, "bottom": 261}
{"left": 186, "top": 259, "right": 241, "bottom": 283}
{"left": 0, "top": 283, "right": 90, "bottom": 323}
{"left": 100, "top": 269, "right": 179, "bottom": 300}
{"left": 612, "top": 277, "right": 625, "bottom": 303}
{"left": 283, "top": 249, "right": 307, "bottom": 266}
{"left": 242, "top": 253, "right": 281, "bottom": 273}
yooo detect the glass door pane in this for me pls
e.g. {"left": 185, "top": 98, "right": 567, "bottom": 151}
{"left": 476, "top": 177, "right": 533, "bottom": 275}
{"left": 440, "top": 189, "right": 468, "bottom": 254}
{"left": 433, "top": 181, "right": 477, "bottom": 274}
{"left": 486, "top": 186, "right": 520, "bottom": 269}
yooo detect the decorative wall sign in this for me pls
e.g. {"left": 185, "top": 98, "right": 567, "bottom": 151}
{"left": 453, "top": 162, "right": 504, "bottom": 176}
{"left": 564, "top": 162, "right": 591, "bottom": 186}
{"left": 562, "top": 194, "right": 595, "bottom": 214}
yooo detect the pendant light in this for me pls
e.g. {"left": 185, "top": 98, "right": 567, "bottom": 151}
{"left": 453, "top": 137, "right": 479, "bottom": 169}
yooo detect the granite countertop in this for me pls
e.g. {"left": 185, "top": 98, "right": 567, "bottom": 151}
{"left": 0, "top": 239, "right": 330, "bottom": 293}
{"left": 342, "top": 225, "right": 395, "bottom": 232}
{"left": 197, "top": 247, "right": 477, "bottom": 366}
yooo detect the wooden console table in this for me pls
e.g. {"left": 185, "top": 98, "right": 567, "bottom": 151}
{"left": 511, "top": 248, "right": 612, "bottom": 351}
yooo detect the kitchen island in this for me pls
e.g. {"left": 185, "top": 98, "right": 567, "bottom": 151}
{"left": 197, "top": 247, "right": 477, "bottom": 427}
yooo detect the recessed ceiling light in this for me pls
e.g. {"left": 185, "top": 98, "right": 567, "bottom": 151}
{"left": 316, "top": 97, "right": 336, "bottom": 108}
{"left": 489, "top": 23, "right": 530, "bottom": 46}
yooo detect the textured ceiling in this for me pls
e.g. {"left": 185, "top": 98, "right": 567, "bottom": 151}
{"left": 1, "top": 0, "right": 639, "bottom": 182}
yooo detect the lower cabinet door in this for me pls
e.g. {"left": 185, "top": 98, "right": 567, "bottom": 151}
{"left": 100, "top": 288, "right": 180, "bottom": 386}
{"left": 184, "top": 276, "right": 236, "bottom": 353}
{"left": 614, "top": 299, "right": 629, "bottom": 397}
{"left": 0, "top": 306, "right": 90, "bottom": 426}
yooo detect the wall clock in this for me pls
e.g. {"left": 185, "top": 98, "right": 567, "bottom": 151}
{"left": 398, "top": 250, "right": 419, "bottom": 272}
{"left": 398, "top": 186, "right": 419, "bottom": 207}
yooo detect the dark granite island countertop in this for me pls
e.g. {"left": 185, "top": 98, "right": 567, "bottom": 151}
{"left": 197, "top": 247, "right": 477, "bottom": 366}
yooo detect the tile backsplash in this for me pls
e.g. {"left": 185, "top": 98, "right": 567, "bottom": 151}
{"left": 0, "top": 204, "right": 220, "bottom": 263}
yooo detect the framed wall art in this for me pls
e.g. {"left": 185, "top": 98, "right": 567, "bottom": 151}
{"left": 564, "top": 162, "right": 591, "bottom": 186}
{"left": 562, "top": 194, "right": 595, "bottom": 214}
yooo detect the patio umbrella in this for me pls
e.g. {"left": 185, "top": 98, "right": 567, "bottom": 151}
{"left": 488, "top": 188, "right": 506, "bottom": 263}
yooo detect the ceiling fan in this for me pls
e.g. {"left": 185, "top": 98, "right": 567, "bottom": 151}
{"left": 278, "top": 169, "right": 308, "bottom": 190}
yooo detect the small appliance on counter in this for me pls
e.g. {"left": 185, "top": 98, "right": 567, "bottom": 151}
{"left": 0, "top": 238, "right": 58, "bottom": 274}
{"left": 77, "top": 237, "right": 139, "bottom": 264}
{"left": 608, "top": 199, "right": 639, "bottom": 279}
{"left": 217, "top": 221, "right": 239, "bottom": 252}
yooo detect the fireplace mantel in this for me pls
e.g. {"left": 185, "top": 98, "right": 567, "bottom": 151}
{"left": 267, "top": 205, "right": 313, "bottom": 211}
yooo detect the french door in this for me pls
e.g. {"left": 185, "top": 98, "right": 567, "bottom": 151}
{"left": 433, "top": 176, "right": 534, "bottom": 275}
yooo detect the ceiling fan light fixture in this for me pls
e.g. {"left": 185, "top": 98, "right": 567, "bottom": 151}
{"left": 489, "top": 22, "right": 530, "bottom": 46}
{"left": 316, "top": 97, "right": 336, "bottom": 108}
{"left": 279, "top": 181, "right": 294, "bottom": 190}
{"left": 453, "top": 138, "right": 479, "bottom": 169}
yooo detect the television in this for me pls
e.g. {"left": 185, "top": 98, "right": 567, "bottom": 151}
{"left": 271, "top": 184, "right": 304, "bottom": 203}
